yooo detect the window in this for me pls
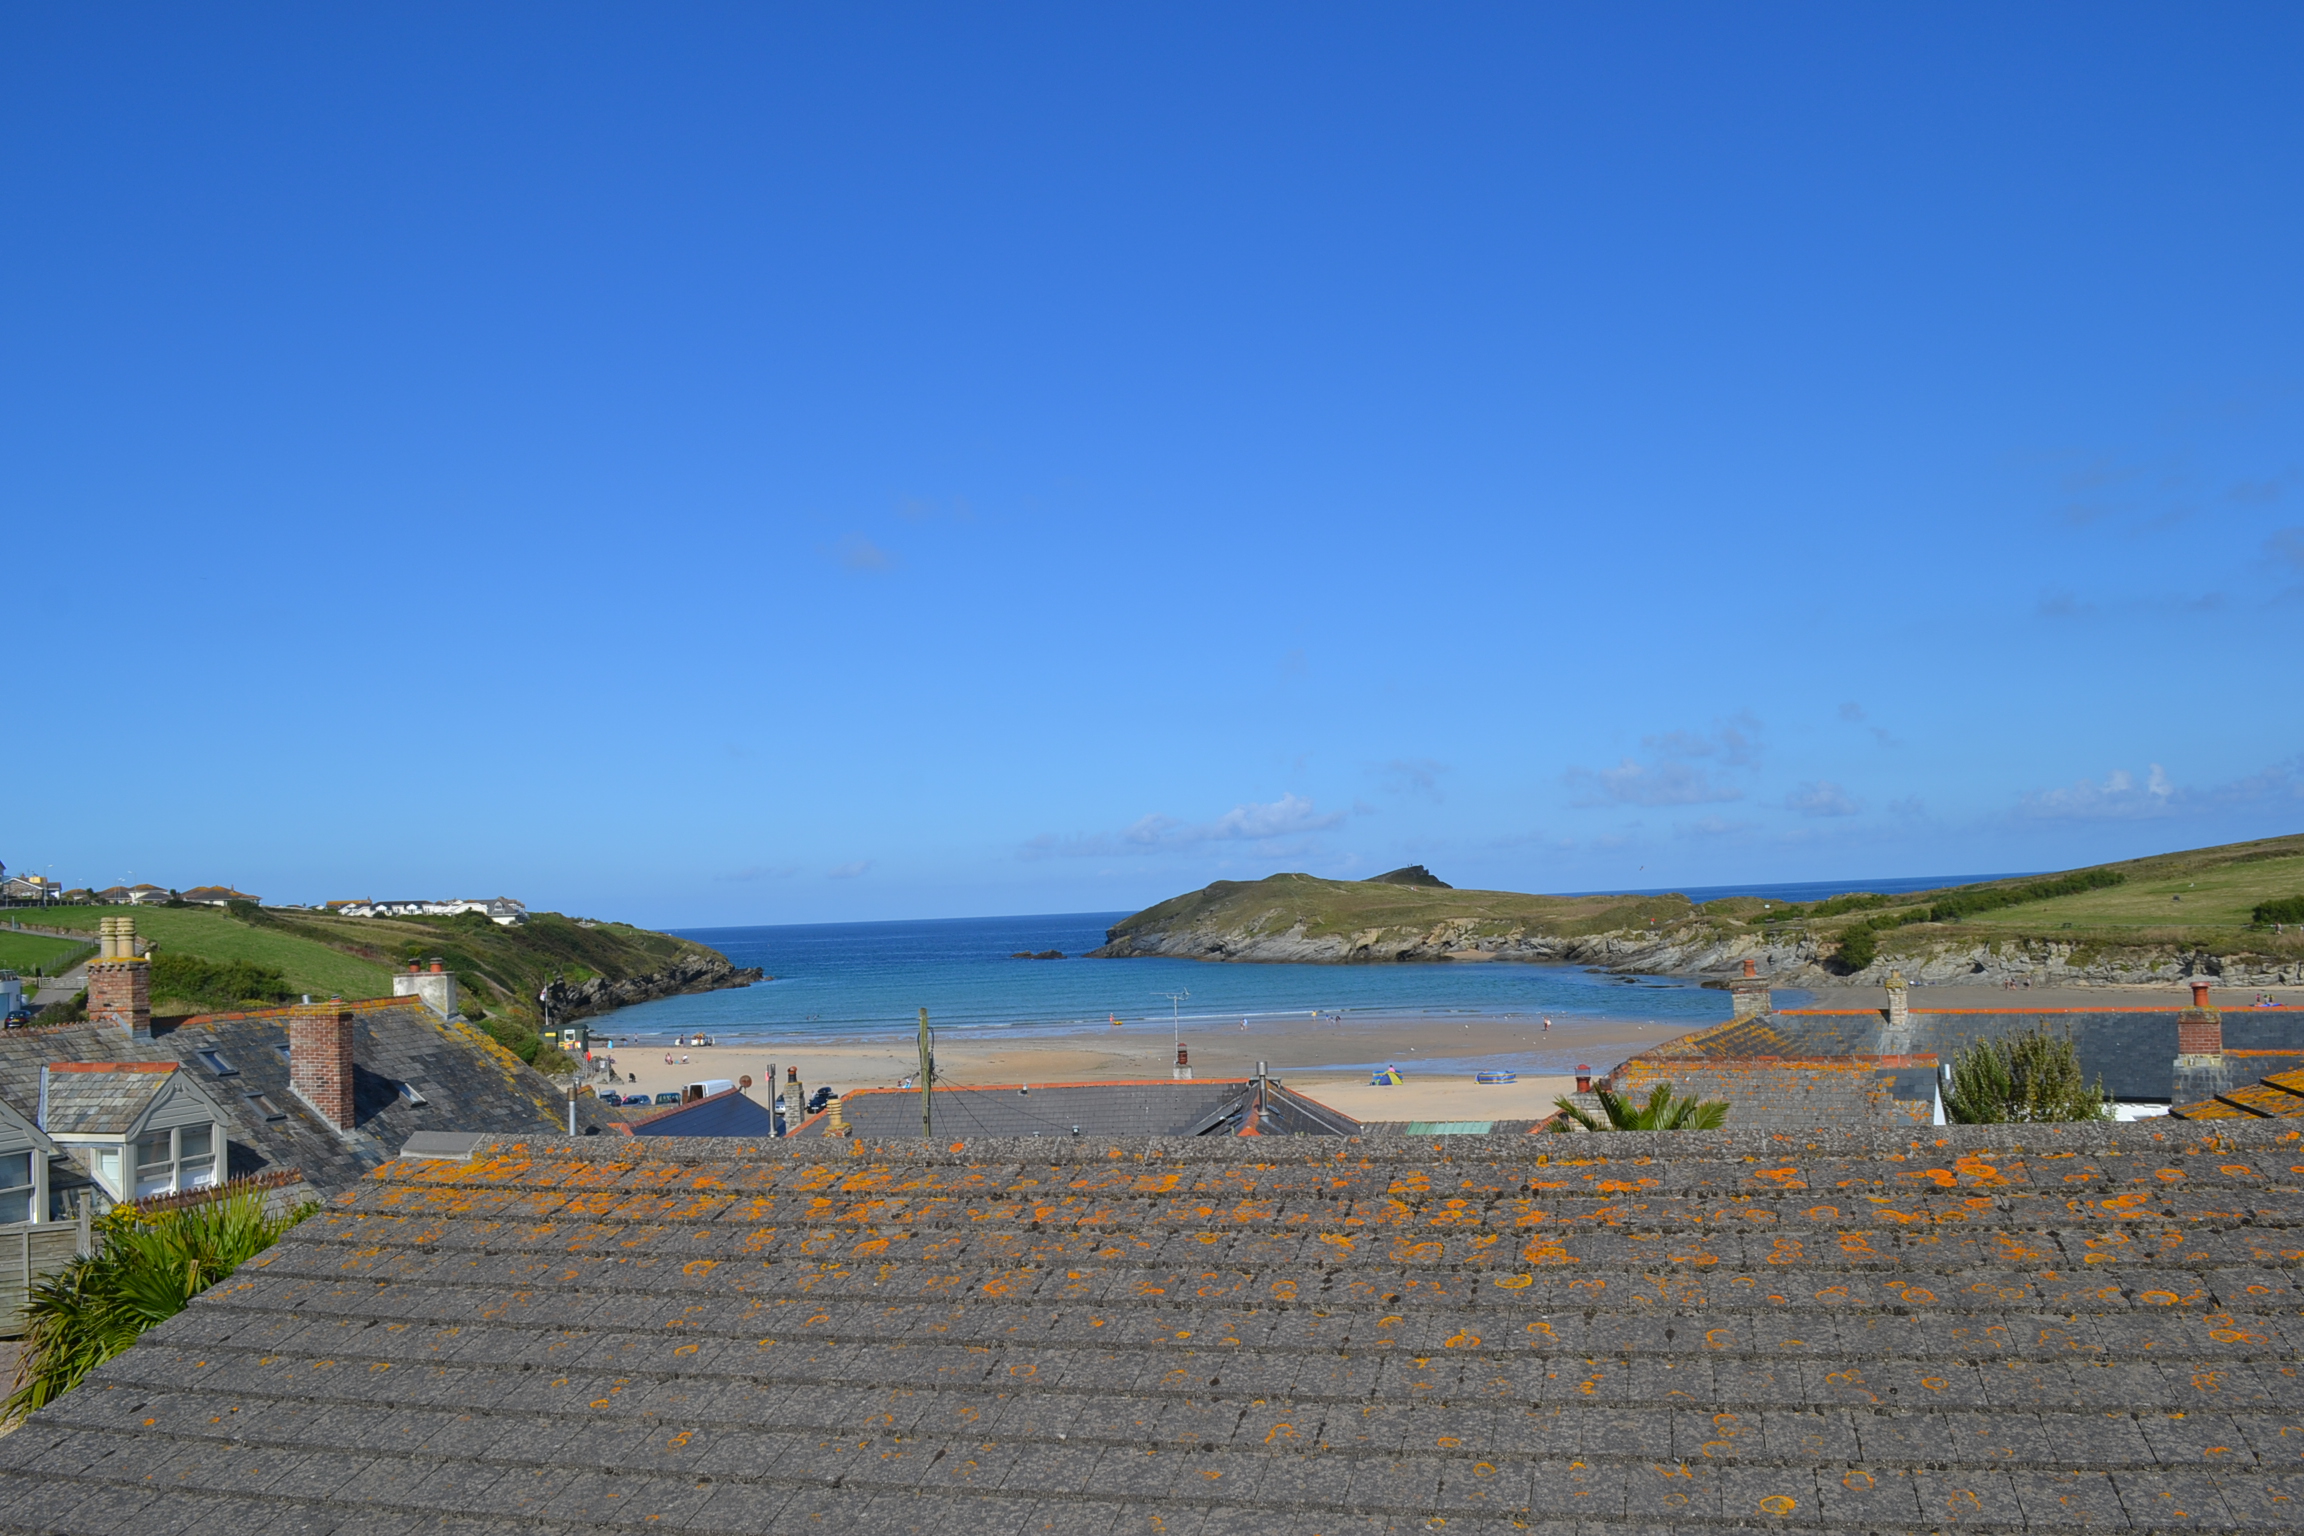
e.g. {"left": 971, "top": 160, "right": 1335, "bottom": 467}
{"left": 135, "top": 1132, "right": 173, "bottom": 1198}
{"left": 178, "top": 1125, "right": 217, "bottom": 1189}
{"left": 397, "top": 1082, "right": 428, "bottom": 1107}
{"left": 0, "top": 1152, "right": 31, "bottom": 1224}
{"left": 196, "top": 1050, "right": 237, "bottom": 1077}
{"left": 246, "top": 1093, "right": 285, "bottom": 1122}
{"left": 89, "top": 1145, "right": 121, "bottom": 1196}
{"left": 126, "top": 1126, "right": 222, "bottom": 1198}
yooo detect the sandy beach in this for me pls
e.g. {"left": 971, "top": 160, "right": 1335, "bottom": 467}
{"left": 585, "top": 1010, "right": 1664, "bottom": 1125}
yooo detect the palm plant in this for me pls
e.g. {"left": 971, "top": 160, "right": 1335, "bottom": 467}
{"left": 8, "top": 1190, "right": 312, "bottom": 1416}
{"left": 1549, "top": 1082, "right": 1727, "bottom": 1132}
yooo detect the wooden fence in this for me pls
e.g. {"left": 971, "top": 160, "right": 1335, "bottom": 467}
{"left": 0, "top": 1201, "right": 94, "bottom": 1338}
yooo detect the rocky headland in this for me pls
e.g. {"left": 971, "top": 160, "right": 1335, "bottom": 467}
{"left": 1090, "top": 837, "right": 2304, "bottom": 989}
{"left": 541, "top": 950, "right": 766, "bottom": 1021}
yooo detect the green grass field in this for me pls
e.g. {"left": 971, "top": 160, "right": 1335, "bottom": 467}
{"left": 1959, "top": 848, "right": 2304, "bottom": 932}
{"left": 15, "top": 906, "right": 394, "bottom": 1001}
{"left": 0, "top": 931, "right": 94, "bottom": 975}
{"left": 17, "top": 903, "right": 720, "bottom": 1023}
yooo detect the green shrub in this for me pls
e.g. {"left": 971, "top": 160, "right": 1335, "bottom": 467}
{"left": 2251, "top": 895, "right": 2304, "bottom": 925}
{"left": 147, "top": 954, "right": 295, "bottom": 1011}
{"left": 1835, "top": 926, "right": 1878, "bottom": 972}
{"left": 1943, "top": 1028, "right": 2109, "bottom": 1124}
{"left": 8, "top": 1191, "right": 313, "bottom": 1415}
{"left": 1920, "top": 868, "right": 2125, "bottom": 925}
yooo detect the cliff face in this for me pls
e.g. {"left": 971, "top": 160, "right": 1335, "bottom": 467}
{"left": 541, "top": 951, "right": 765, "bottom": 1021}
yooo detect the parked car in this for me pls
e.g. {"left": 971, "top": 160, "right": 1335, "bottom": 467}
{"left": 807, "top": 1086, "right": 836, "bottom": 1113}
{"left": 595, "top": 1091, "right": 623, "bottom": 1106}
{"left": 653, "top": 1091, "right": 683, "bottom": 1106}
{"left": 2, "top": 1009, "right": 30, "bottom": 1029}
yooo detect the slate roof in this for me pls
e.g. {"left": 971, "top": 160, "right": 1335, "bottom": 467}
{"left": 40, "top": 1062, "right": 183, "bottom": 1135}
{"left": 9, "top": 1118, "right": 2304, "bottom": 1534}
{"left": 629, "top": 1088, "right": 781, "bottom": 1138}
{"left": 2171, "top": 1067, "right": 2304, "bottom": 1121}
{"left": 798, "top": 1078, "right": 1360, "bottom": 1141}
{"left": 1624, "top": 998, "right": 2304, "bottom": 1116}
{"left": 0, "top": 1002, "right": 618, "bottom": 1193}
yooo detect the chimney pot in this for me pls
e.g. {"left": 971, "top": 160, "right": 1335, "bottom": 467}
{"left": 1743, "top": 958, "right": 1757, "bottom": 978}
{"left": 1575, "top": 1066, "right": 1593, "bottom": 1092}
{"left": 431, "top": 959, "right": 444, "bottom": 973}
{"left": 2191, "top": 980, "right": 2212, "bottom": 1009}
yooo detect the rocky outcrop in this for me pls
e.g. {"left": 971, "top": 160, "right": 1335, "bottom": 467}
{"left": 1092, "top": 917, "right": 2304, "bottom": 989}
{"left": 540, "top": 951, "right": 764, "bottom": 1022}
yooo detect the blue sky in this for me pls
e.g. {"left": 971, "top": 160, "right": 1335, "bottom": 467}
{"left": 5, "top": 5, "right": 2301, "bottom": 927}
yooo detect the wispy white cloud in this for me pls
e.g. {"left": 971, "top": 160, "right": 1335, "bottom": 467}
{"left": 1021, "top": 793, "right": 1353, "bottom": 860}
{"left": 1563, "top": 758, "right": 1743, "bottom": 808}
{"left": 826, "top": 860, "right": 874, "bottom": 879}
{"left": 1785, "top": 781, "right": 1861, "bottom": 818}
{"left": 2020, "top": 765, "right": 2176, "bottom": 820}
{"left": 1642, "top": 712, "right": 1763, "bottom": 767}
{"left": 1374, "top": 758, "right": 1449, "bottom": 801}
{"left": 827, "top": 534, "right": 895, "bottom": 572}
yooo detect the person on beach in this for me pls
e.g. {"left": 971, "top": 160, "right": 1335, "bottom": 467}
{"left": 1542, "top": 1017, "right": 1550, "bottom": 1031}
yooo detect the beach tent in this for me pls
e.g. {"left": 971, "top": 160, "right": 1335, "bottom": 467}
{"left": 1370, "top": 1065, "right": 1403, "bottom": 1086}
{"left": 1475, "top": 1070, "right": 1518, "bottom": 1085}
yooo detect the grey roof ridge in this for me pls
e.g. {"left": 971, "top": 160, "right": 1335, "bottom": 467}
{"left": 418, "top": 1113, "right": 2289, "bottom": 1168}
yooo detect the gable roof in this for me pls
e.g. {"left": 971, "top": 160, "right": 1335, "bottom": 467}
{"left": 0, "top": 1002, "right": 619, "bottom": 1193}
{"left": 38, "top": 1062, "right": 218, "bottom": 1137}
{"left": 799, "top": 1077, "right": 1361, "bottom": 1141}
{"left": 14, "top": 1116, "right": 2295, "bottom": 1534}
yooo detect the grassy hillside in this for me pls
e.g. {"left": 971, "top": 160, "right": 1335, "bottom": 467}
{"left": 1750, "top": 832, "right": 2304, "bottom": 966}
{"left": 19, "top": 903, "right": 726, "bottom": 1022}
{"left": 0, "top": 931, "right": 96, "bottom": 976}
{"left": 20, "top": 906, "right": 391, "bottom": 1001}
{"left": 1102, "top": 832, "right": 2304, "bottom": 972}
{"left": 1103, "top": 872, "right": 1690, "bottom": 946}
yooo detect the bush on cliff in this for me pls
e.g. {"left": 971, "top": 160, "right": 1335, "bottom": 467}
{"left": 1943, "top": 1028, "right": 2108, "bottom": 1123}
{"left": 2252, "top": 895, "right": 2304, "bottom": 926}
{"left": 479, "top": 1017, "right": 572, "bottom": 1074}
{"left": 1833, "top": 925, "right": 1878, "bottom": 973}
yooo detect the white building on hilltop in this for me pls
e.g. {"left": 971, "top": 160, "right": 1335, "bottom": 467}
{"left": 329, "top": 897, "right": 527, "bottom": 925}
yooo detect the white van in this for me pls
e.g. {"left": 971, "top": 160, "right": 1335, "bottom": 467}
{"left": 682, "top": 1079, "right": 736, "bottom": 1104}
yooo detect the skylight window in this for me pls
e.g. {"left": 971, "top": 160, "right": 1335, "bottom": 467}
{"left": 197, "top": 1050, "right": 237, "bottom": 1077}
{"left": 397, "top": 1082, "right": 429, "bottom": 1107}
{"left": 245, "top": 1092, "right": 286, "bottom": 1122}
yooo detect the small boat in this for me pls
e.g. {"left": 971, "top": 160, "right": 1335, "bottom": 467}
{"left": 1475, "top": 1070, "right": 1518, "bottom": 1085}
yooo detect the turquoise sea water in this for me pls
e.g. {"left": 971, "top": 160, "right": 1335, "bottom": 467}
{"left": 590, "top": 911, "right": 1747, "bottom": 1044}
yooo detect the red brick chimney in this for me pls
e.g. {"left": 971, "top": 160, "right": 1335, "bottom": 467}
{"left": 86, "top": 915, "right": 151, "bottom": 1041}
{"left": 2172, "top": 979, "right": 2230, "bottom": 1105}
{"left": 1728, "top": 957, "right": 1772, "bottom": 1022}
{"left": 290, "top": 1003, "right": 357, "bottom": 1131}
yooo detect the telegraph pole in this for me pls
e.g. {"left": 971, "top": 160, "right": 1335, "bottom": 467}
{"left": 1161, "top": 989, "right": 1189, "bottom": 1063}
{"left": 917, "top": 1007, "right": 935, "bottom": 1141}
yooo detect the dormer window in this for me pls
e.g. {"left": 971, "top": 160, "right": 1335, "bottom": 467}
{"left": 135, "top": 1126, "right": 216, "bottom": 1198}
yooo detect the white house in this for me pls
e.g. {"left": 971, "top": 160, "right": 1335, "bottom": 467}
{"left": 333, "top": 897, "right": 527, "bottom": 925}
